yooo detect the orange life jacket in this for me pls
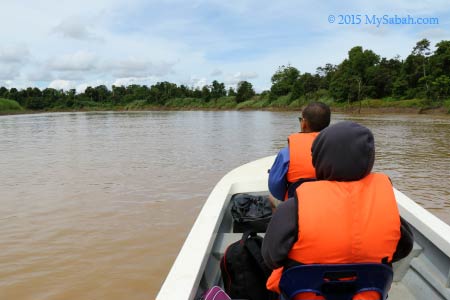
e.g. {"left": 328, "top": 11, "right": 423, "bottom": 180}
{"left": 267, "top": 173, "right": 401, "bottom": 297}
{"left": 286, "top": 132, "right": 319, "bottom": 184}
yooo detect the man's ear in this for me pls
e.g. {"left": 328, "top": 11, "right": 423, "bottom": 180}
{"left": 301, "top": 119, "right": 309, "bottom": 132}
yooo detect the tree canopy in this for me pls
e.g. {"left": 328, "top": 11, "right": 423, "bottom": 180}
{"left": 235, "top": 81, "right": 256, "bottom": 103}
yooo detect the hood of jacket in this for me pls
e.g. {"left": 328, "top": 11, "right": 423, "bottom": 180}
{"left": 312, "top": 121, "right": 375, "bottom": 181}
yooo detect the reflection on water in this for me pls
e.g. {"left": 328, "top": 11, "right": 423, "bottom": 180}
{"left": 0, "top": 111, "right": 449, "bottom": 300}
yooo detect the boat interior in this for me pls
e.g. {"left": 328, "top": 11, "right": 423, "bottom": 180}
{"left": 196, "top": 192, "right": 450, "bottom": 300}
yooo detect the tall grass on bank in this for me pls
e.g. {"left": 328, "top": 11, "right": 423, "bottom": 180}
{"left": 3, "top": 95, "right": 448, "bottom": 114}
{"left": 444, "top": 100, "right": 450, "bottom": 113}
{"left": 122, "top": 96, "right": 447, "bottom": 112}
{"left": 0, "top": 98, "right": 23, "bottom": 113}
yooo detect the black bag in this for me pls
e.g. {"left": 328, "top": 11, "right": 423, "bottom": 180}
{"left": 220, "top": 231, "right": 276, "bottom": 300}
{"left": 230, "top": 194, "right": 272, "bottom": 233}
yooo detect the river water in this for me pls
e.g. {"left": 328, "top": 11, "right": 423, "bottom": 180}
{"left": 0, "top": 111, "right": 448, "bottom": 300}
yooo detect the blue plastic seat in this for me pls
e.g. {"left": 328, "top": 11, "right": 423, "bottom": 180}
{"left": 279, "top": 263, "right": 393, "bottom": 300}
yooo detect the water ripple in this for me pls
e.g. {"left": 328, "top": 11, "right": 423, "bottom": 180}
{"left": 0, "top": 111, "right": 449, "bottom": 300}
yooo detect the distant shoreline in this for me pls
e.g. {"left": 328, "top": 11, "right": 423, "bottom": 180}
{"left": 1, "top": 104, "right": 448, "bottom": 116}
{"left": 2, "top": 91, "right": 450, "bottom": 117}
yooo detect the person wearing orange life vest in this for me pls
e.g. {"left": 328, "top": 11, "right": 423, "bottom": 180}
{"left": 262, "top": 121, "right": 414, "bottom": 300}
{"left": 268, "top": 102, "right": 330, "bottom": 206}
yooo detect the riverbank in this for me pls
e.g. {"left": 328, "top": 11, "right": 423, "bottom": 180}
{"left": 1, "top": 97, "right": 449, "bottom": 116}
{"left": 0, "top": 98, "right": 24, "bottom": 114}
{"left": 1, "top": 106, "right": 448, "bottom": 116}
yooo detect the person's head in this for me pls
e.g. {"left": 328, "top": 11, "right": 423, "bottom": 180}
{"left": 300, "top": 102, "right": 331, "bottom": 133}
{"left": 312, "top": 121, "right": 375, "bottom": 181}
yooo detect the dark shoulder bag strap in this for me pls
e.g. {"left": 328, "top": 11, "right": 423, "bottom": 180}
{"left": 241, "top": 231, "right": 272, "bottom": 277}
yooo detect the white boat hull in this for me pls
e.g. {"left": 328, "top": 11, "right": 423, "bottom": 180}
{"left": 156, "top": 156, "right": 450, "bottom": 300}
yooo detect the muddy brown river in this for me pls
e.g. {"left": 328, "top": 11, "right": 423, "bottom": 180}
{"left": 0, "top": 111, "right": 448, "bottom": 299}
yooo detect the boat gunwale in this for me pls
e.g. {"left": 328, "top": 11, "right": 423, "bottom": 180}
{"left": 156, "top": 156, "right": 450, "bottom": 300}
{"left": 156, "top": 156, "right": 275, "bottom": 300}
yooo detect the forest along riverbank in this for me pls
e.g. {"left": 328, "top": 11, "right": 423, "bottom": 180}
{"left": 2, "top": 39, "right": 450, "bottom": 115}
{"left": 1, "top": 100, "right": 449, "bottom": 116}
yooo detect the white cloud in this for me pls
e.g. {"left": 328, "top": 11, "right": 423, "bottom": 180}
{"left": 52, "top": 16, "right": 102, "bottom": 41}
{"left": 103, "top": 58, "right": 175, "bottom": 78}
{"left": 47, "top": 51, "right": 98, "bottom": 72}
{"left": 210, "top": 69, "right": 223, "bottom": 76}
{"left": 0, "top": 66, "right": 20, "bottom": 80}
{"left": 76, "top": 83, "right": 89, "bottom": 93}
{"left": 188, "top": 76, "right": 208, "bottom": 88}
{"left": 417, "top": 29, "right": 449, "bottom": 41}
{"left": 112, "top": 76, "right": 158, "bottom": 87}
{"left": 75, "top": 79, "right": 109, "bottom": 93}
{"left": 48, "top": 79, "right": 76, "bottom": 90}
{"left": 0, "top": 80, "right": 13, "bottom": 89}
{"left": 44, "top": 51, "right": 176, "bottom": 82}
{"left": 26, "top": 69, "right": 54, "bottom": 82}
{"left": 224, "top": 71, "right": 258, "bottom": 85}
{"left": 0, "top": 45, "right": 30, "bottom": 64}
{"left": 0, "top": 45, "right": 30, "bottom": 80}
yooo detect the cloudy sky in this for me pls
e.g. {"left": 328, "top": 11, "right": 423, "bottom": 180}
{"left": 0, "top": 0, "right": 449, "bottom": 92}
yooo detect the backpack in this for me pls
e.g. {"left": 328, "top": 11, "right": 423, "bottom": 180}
{"left": 230, "top": 194, "right": 272, "bottom": 233}
{"left": 220, "top": 231, "right": 276, "bottom": 300}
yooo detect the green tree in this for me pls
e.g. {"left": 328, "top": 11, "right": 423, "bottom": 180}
{"left": 94, "top": 85, "right": 110, "bottom": 102}
{"left": 42, "top": 88, "right": 58, "bottom": 100}
{"left": 84, "top": 86, "right": 97, "bottom": 102}
{"left": 398, "top": 39, "right": 432, "bottom": 99}
{"left": 67, "top": 89, "right": 76, "bottom": 99}
{"left": 316, "top": 63, "right": 337, "bottom": 90}
{"left": 227, "top": 87, "right": 236, "bottom": 96}
{"left": 7, "top": 88, "right": 20, "bottom": 104}
{"left": 270, "top": 65, "right": 300, "bottom": 99}
{"left": 429, "top": 41, "right": 450, "bottom": 82}
{"left": 291, "top": 73, "right": 321, "bottom": 100}
{"left": 153, "top": 82, "right": 178, "bottom": 102}
{"left": 0, "top": 86, "right": 7, "bottom": 98}
{"left": 430, "top": 75, "right": 450, "bottom": 100}
{"left": 63, "top": 89, "right": 76, "bottom": 107}
{"left": 192, "top": 88, "right": 202, "bottom": 98}
{"left": 178, "top": 85, "right": 191, "bottom": 98}
{"left": 211, "top": 80, "right": 226, "bottom": 99}
{"left": 412, "top": 39, "right": 431, "bottom": 96}
{"left": 330, "top": 46, "right": 379, "bottom": 106}
{"left": 26, "top": 87, "right": 42, "bottom": 98}
{"left": 428, "top": 40, "right": 450, "bottom": 102}
{"left": 201, "top": 85, "right": 211, "bottom": 102}
{"left": 112, "top": 85, "right": 126, "bottom": 104}
{"left": 236, "top": 81, "right": 255, "bottom": 103}
{"left": 366, "top": 57, "right": 402, "bottom": 98}
{"left": 348, "top": 46, "right": 380, "bottom": 107}
{"left": 329, "top": 60, "right": 355, "bottom": 103}
{"left": 147, "top": 86, "right": 162, "bottom": 104}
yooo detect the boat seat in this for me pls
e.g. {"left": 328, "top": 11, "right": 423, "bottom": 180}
{"left": 279, "top": 263, "right": 393, "bottom": 300}
{"left": 392, "top": 241, "right": 422, "bottom": 282}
